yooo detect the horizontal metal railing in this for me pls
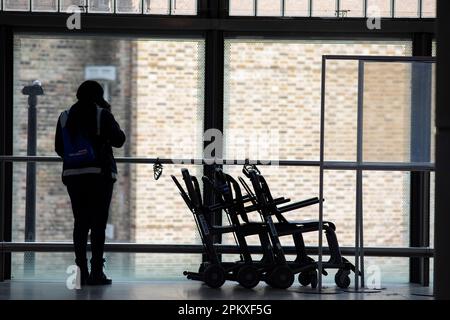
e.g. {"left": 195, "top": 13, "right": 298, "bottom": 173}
{"left": 0, "top": 156, "right": 436, "bottom": 172}
{"left": 1, "top": 242, "right": 434, "bottom": 258}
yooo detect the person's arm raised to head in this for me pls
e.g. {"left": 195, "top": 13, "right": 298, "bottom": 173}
{"left": 101, "top": 109, "right": 126, "bottom": 148}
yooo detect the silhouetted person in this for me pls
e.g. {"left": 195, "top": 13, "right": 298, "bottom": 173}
{"left": 55, "top": 80, "right": 126, "bottom": 285}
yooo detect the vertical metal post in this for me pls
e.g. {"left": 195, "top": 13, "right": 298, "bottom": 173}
{"left": 318, "top": 56, "right": 326, "bottom": 291}
{"left": 22, "top": 81, "right": 44, "bottom": 277}
{"left": 0, "top": 26, "right": 13, "bottom": 281}
{"left": 410, "top": 33, "right": 432, "bottom": 286}
{"left": 24, "top": 93, "right": 37, "bottom": 244}
{"left": 0, "top": 160, "right": 4, "bottom": 282}
{"left": 355, "top": 60, "right": 365, "bottom": 290}
{"left": 203, "top": 1, "right": 225, "bottom": 259}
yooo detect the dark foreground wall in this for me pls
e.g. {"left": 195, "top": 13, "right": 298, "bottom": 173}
{"left": 434, "top": 0, "right": 450, "bottom": 300}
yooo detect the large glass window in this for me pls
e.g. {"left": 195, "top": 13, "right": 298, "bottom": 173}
{"left": 311, "top": 0, "right": 336, "bottom": 17}
{"left": 12, "top": 34, "right": 205, "bottom": 277}
{"left": 284, "top": 0, "right": 309, "bottom": 17}
{"left": 421, "top": 0, "right": 436, "bottom": 18}
{"left": 257, "top": 0, "right": 282, "bottom": 16}
{"left": 366, "top": 0, "right": 392, "bottom": 17}
{"left": 32, "top": 0, "right": 58, "bottom": 12}
{"left": 339, "top": 0, "right": 365, "bottom": 17}
{"left": 3, "top": 0, "right": 31, "bottom": 11}
{"left": 394, "top": 0, "right": 420, "bottom": 18}
{"left": 1, "top": 0, "right": 199, "bottom": 15}
{"left": 223, "top": 40, "right": 413, "bottom": 282}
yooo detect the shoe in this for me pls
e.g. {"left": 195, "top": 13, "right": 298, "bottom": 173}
{"left": 87, "top": 258, "right": 112, "bottom": 286}
{"left": 75, "top": 258, "right": 89, "bottom": 286}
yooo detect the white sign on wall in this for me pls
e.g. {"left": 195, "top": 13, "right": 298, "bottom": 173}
{"left": 85, "top": 66, "right": 117, "bottom": 81}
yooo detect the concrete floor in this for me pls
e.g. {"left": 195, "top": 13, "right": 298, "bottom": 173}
{"left": 0, "top": 280, "right": 434, "bottom": 300}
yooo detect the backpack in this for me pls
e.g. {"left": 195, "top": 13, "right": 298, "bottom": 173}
{"left": 60, "top": 107, "right": 103, "bottom": 176}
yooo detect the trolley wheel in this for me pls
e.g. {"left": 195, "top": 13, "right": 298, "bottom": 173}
{"left": 203, "top": 264, "right": 226, "bottom": 288}
{"left": 237, "top": 265, "right": 260, "bottom": 289}
{"left": 310, "top": 270, "right": 318, "bottom": 289}
{"left": 298, "top": 272, "right": 311, "bottom": 287}
{"left": 264, "top": 271, "right": 274, "bottom": 287}
{"left": 267, "top": 265, "right": 294, "bottom": 289}
{"left": 335, "top": 269, "right": 351, "bottom": 289}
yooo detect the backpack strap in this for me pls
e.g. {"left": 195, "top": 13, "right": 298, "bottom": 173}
{"left": 96, "top": 107, "right": 102, "bottom": 136}
{"left": 60, "top": 110, "right": 69, "bottom": 128}
{"left": 60, "top": 108, "right": 102, "bottom": 136}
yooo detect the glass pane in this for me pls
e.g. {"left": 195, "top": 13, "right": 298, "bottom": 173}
{"left": 172, "top": 0, "right": 197, "bottom": 15}
{"left": 431, "top": 63, "right": 436, "bottom": 163}
{"left": 144, "top": 0, "right": 169, "bottom": 14}
{"left": 339, "top": 0, "right": 365, "bottom": 17}
{"left": 362, "top": 61, "right": 434, "bottom": 163}
{"left": 324, "top": 59, "right": 359, "bottom": 161}
{"left": 421, "top": 0, "right": 436, "bottom": 18}
{"left": 12, "top": 162, "right": 203, "bottom": 244}
{"left": 257, "top": 0, "right": 282, "bottom": 16}
{"left": 116, "top": 0, "right": 142, "bottom": 13}
{"left": 3, "top": 0, "right": 30, "bottom": 11}
{"left": 12, "top": 252, "right": 201, "bottom": 281}
{"left": 89, "top": 0, "right": 113, "bottom": 12}
{"left": 430, "top": 172, "right": 435, "bottom": 249}
{"left": 366, "top": 0, "right": 392, "bottom": 17}
{"left": 32, "top": 0, "right": 58, "bottom": 12}
{"left": 229, "top": 0, "right": 255, "bottom": 16}
{"left": 394, "top": 0, "right": 419, "bottom": 18}
{"left": 60, "top": 0, "right": 86, "bottom": 12}
{"left": 225, "top": 39, "right": 411, "bottom": 162}
{"left": 363, "top": 171, "right": 410, "bottom": 247}
{"left": 311, "top": 0, "right": 336, "bottom": 17}
{"left": 13, "top": 35, "right": 205, "bottom": 246}
{"left": 13, "top": 35, "right": 204, "bottom": 158}
{"left": 284, "top": 0, "right": 309, "bottom": 17}
{"left": 324, "top": 170, "right": 356, "bottom": 247}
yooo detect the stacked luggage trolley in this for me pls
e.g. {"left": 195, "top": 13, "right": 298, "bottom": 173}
{"left": 172, "top": 164, "right": 358, "bottom": 289}
{"left": 171, "top": 55, "right": 435, "bottom": 291}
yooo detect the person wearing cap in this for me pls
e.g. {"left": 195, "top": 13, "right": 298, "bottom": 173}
{"left": 55, "top": 80, "right": 126, "bottom": 286}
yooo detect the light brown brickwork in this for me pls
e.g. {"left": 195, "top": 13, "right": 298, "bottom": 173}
{"left": 12, "top": 35, "right": 434, "bottom": 282}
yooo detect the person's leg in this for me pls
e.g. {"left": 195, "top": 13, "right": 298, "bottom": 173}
{"left": 66, "top": 177, "right": 90, "bottom": 284}
{"left": 88, "top": 176, "right": 113, "bottom": 285}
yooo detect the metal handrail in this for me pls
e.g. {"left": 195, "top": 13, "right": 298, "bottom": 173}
{"left": 0, "top": 156, "right": 435, "bottom": 171}
{"left": 1, "top": 242, "right": 434, "bottom": 258}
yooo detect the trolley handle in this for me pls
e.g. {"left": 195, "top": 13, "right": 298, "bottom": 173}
{"left": 242, "top": 162, "right": 261, "bottom": 178}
